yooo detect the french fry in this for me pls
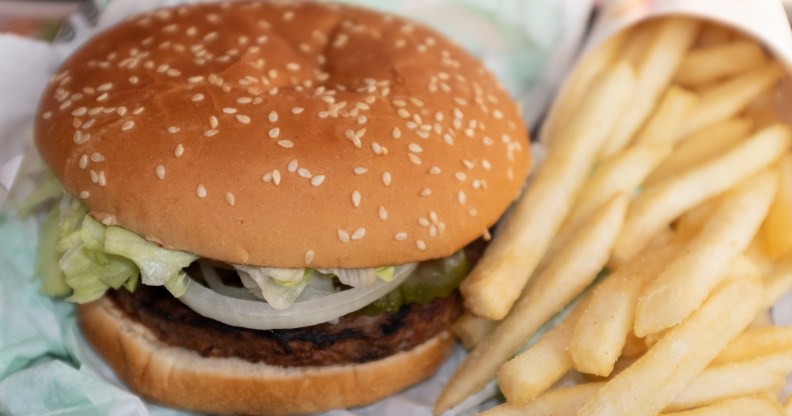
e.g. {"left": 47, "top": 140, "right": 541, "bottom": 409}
{"left": 668, "top": 352, "right": 792, "bottom": 411}
{"left": 568, "top": 240, "right": 682, "bottom": 377}
{"left": 578, "top": 275, "right": 764, "bottom": 416}
{"left": 634, "top": 86, "right": 699, "bottom": 147}
{"left": 497, "top": 296, "right": 590, "bottom": 404}
{"left": 601, "top": 17, "right": 700, "bottom": 157}
{"left": 646, "top": 118, "right": 754, "bottom": 186}
{"left": 634, "top": 172, "right": 778, "bottom": 336}
{"left": 543, "top": 30, "right": 627, "bottom": 146}
{"left": 619, "top": 21, "right": 658, "bottom": 66}
{"left": 435, "top": 194, "right": 628, "bottom": 414}
{"left": 484, "top": 360, "right": 783, "bottom": 416}
{"left": 480, "top": 383, "right": 601, "bottom": 416}
{"left": 715, "top": 326, "right": 792, "bottom": 365}
{"left": 674, "top": 197, "right": 720, "bottom": 238}
{"left": 612, "top": 124, "right": 791, "bottom": 265}
{"left": 460, "top": 63, "right": 635, "bottom": 320}
{"left": 764, "top": 258, "right": 792, "bottom": 307}
{"left": 675, "top": 40, "right": 767, "bottom": 87}
{"left": 676, "top": 62, "right": 784, "bottom": 140}
{"left": 661, "top": 396, "right": 785, "bottom": 416}
{"left": 546, "top": 143, "right": 671, "bottom": 263}
{"left": 452, "top": 312, "right": 496, "bottom": 350}
{"left": 760, "top": 154, "right": 792, "bottom": 259}
{"left": 695, "top": 21, "right": 735, "bottom": 47}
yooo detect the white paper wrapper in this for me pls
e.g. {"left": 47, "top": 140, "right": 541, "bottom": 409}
{"left": 0, "top": 1, "right": 593, "bottom": 415}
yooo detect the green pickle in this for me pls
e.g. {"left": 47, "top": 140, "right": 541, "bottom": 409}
{"left": 358, "top": 250, "right": 469, "bottom": 315}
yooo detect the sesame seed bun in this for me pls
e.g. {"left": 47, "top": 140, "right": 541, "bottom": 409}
{"left": 77, "top": 296, "right": 455, "bottom": 416}
{"left": 34, "top": 1, "right": 530, "bottom": 269}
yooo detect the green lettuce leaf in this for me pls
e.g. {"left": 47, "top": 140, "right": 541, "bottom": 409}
{"left": 235, "top": 265, "right": 312, "bottom": 309}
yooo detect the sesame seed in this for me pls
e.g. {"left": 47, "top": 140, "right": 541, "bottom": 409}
{"left": 155, "top": 165, "right": 166, "bottom": 180}
{"left": 298, "top": 167, "right": 311, "bottom": 178}
{"left": 382, "top": 172, "right": 391, "bottom": 186}
{"left": 97, "top": 82, "right": 113, "bottom": 92}
{"left": 277, "top": 140, "right": 294, "bottom": 148}
{"left": 305, "top": 250, "right": 315, "bottom": 264}
{"left": 429, "top": 166, "right": 441, "bottom": 175}
{"left": 351, "top": 227, "right": 366, "bottom": 241}
{"left": 116, "top": 107, "right": 127, "bottom": 116}
{"left": 268, "top": 111, "right": 278, "bottom": 122}
{"left": 133, "top": 107, "right": 144, "bottom": 115}
{"left": 493, "top": 109, "right": 504, "bottom": 119}
{"left": 287, "top": 159, "right": 298, "bottom": 172}
{"left": 443, "top": 133, "right": 454, "bottom": 145}
{"left": 121, "top": 120, "right": 135, "bottom": 131}
{"left": 79, "top": 191, "right": 90, "bottom": 199}
{"left": 416, "top": 240, "right": 426, "bottom": 250}
{"left": 223, "top": 107, "right": 238, "bottom": 114}
{"left": 236, "top": 97, "right": 252, "bottom": 104}
{"left": 273, "top": 169, "right": 282, "bottom": 185}
{"left": 391, "top": 127, "right": 402, "bottom": 139}
{"left": 225, "top": 192, "right": 236, "bottom": 206}
{"left": 429, "top": 225, "right": 438, "bottom": 237}
{"left": 291, "top": 107, "right": 304, "bottom": 114}
{"left": 392, "top": 99, "right": 406, "bottom": 107}
{"left": 168, "top": 126, "right": 180, "bottom": 133}
{"left": 209, "top": 116, "right": 219, "bottom": 129}
{"left": 79, "top": 154, "right": 88, "bottom": 169}
{"left": 42, "top": 111, "right": 52, "bottom": 120}
{"left": 236, "top": 114, "right": 251, "bottom": 124}
{"left": 174, "top": 144, "right": 184, "bottom": 157}
{"left": 90, "top": 152, "right": 104, "bottom": 162}
{"left": 455, "top": 172, "right": 467, "bottom": 181}
{"left": 408, "top": 143, "right": 423, "bottom": 153}
{"left": 458, "top": 191, "right": 466, "bottom": 204}
{"left": 420, "top": 187, "right": 431, "bottom": 196}
{"left": 419, "top": 217, "right": 430, "bottom": 227}
{"left": 354, "top": 167, "right": 367, "bottom": 175}
{"left": 337, "top": 229, "right": 350, "bottom": 243}
{"left": 197, "top": 184, "right": 207, "bottom": 198}
{"left": 311, "top": 175, "right": 325, "bottom": 186}
{"left": 352, "top": 191, "right": 361, "bottom": 208}
{"left": 188, "top": 76, "right": 204, "bottom": 83}
{"left": 71, "top": 107, "right": 87, "bottom": 116}
{"left": 408, "top": 153, "right": 421, "bottom": 165}
{"left": 482, "top": 159, "right": 492, "bottom": 170}
{"left": 397, "top": 108, "right": 410, "bottom": 118}
{"left": 204, "top": 129, "right": 219, "bottom": 137}
{"left": 90, "top": 170, "right": 98, "bottom": 183}
{"left": 268, "top": 128, "right": 280, "bottom": 139}
{"left": 463, "top": 159, "right": 476, "bottom": 169}
{"left": 98, "top": 171, "right": 107, "bottom": 187}
{"left": 262, "top": 171, "right": 273, "bottom": 182}
{"left": 469, "top": 208, "right": 479, "bottom": 217}
{"left": 286, "top": 62, "right": 300, "bottom": 72}
{"left": 395, "top": 232, "right": 407, "bottom": 241}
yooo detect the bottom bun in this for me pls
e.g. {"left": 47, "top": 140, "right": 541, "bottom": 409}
{"left": 77, "top": 296, "right": 455, "bottom": 416}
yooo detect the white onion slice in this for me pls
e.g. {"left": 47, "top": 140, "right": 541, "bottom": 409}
{"left": 199, "top": 261, "right": 258, "bottom": 301}
{"left": 179, "top": 263, "right": 417, "bottom": 330}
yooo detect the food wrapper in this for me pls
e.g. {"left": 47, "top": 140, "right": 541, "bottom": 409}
{"left": 0, "top": 0, "right": 592, "bottom": 415}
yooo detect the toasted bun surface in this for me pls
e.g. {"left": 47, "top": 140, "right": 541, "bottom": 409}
{"left": 35, "top": 1, "right": 530, "bottom": 268}
{"left": 77, "top": 296, "right": 455, "bottom": 415}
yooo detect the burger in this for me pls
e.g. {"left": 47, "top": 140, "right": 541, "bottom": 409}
{"left": 33, "top": 1, "right": 530, "bottom": 414}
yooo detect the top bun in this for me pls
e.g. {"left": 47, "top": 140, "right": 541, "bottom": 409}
{"left": 35, "top": 1, "right": 530, "bottom": 268}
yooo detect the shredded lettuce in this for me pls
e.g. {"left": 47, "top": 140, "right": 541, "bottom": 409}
{"left": 104, "top": 226, "right": 196, "bottom": 287}
{"left": 38, "top": 194, "right": 196, "bottom": 302}
{"left": 38, "top": 192, "right": 399, "bottom": 307}
{"left": 235, "top": 265, "right": 313, "bottom": 309}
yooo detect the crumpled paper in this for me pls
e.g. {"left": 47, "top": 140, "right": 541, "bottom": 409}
{"left": 0, "top": 0, "right": 592, "bottom": 415}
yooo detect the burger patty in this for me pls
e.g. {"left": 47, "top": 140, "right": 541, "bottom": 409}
{"left": 110, "top": 285, "right": 462, "bottom": 367}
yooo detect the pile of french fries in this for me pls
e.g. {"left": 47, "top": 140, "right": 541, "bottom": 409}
{"left": 436, "top": 17, "right": 792, "bottom": 416}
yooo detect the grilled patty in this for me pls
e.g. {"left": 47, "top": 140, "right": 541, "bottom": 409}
{"left": 110, "top": 285, "right": 462, "bottom": 367}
